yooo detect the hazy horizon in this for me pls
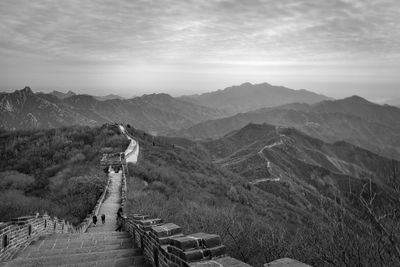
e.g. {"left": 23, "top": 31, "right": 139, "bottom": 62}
{"left": 1, "top": 0, "right": 399, "bottom": 101}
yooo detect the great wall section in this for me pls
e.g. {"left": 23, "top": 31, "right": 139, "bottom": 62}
{"left": 0, "top": 124, "right": 310, "bottom": 267}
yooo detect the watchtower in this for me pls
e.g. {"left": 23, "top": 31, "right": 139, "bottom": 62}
{"left": 100, "top": 152, "right": 125, "bottom": 173}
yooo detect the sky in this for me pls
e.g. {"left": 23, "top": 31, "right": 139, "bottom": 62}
{"left": 0, "top": 0, "right": 399, "bottom": 101}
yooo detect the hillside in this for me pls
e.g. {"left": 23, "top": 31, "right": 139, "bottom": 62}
{"left": 179, "top": 82, "right": 331, "bottom": 115}
{"left": 0, "top": 124, "right": 129, "bottom": 224}
{"left": 0, "top": 88, "right": 225, "bottom": 134}
{"left": 0, "top": 87, "right": 94, "bottom": 130}
{"left": 173, "top": 96, "right": 400, "bottom": 160}
{"left": 204, "top": 123, "right": 398, "bottom": 185}
{"left": 123, "top": 123, "right": 400, "bottom": 266}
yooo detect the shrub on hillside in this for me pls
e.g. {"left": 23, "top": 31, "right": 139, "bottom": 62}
{"left": 0, "top": 125, "right": 125, "bottom": 224}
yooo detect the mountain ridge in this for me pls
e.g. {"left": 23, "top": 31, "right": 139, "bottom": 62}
{"left": 179, "top": 82, "right": 333, "bottom": 115}
{"left": 0, "top": 88, "right": 224, "bottom": 133}
{"left": 172, "top": 95, "right": 400, "bottom": 160}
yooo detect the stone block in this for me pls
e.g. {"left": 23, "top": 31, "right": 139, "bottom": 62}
{"left": 158, "top": 234, "right": 185, "bottom": 246}
{"left": 138, "top": 218, "right": 163, "bottom": 226}
{"left": 171, "top": 233, "right": 221, "bottom": 251}
{"left": 168, "top": 245, "right": 226, "bottom": 262}
{"left": 151, "top": 223, "right": 182, "bottom": 238}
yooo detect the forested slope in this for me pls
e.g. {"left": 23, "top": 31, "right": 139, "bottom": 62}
{"left": 0, "top": 124, "right": 129, "bottom": 224}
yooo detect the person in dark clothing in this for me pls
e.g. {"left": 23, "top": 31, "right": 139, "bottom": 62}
{"left": 117, "top": 208, "right": 123, "bottom": 218}
{"left": 115, "top": 219, "right": 123, "bottom": 232}
{"left": 101, "top": 214, "right": 105, "bottom": 224}
{"left": 115, "top": 208, "right": 123, "bottom": 231}
{"left": 92, "top": 215, "right": 98, "bottom": 226}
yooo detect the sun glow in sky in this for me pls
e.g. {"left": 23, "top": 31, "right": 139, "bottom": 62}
{"left": 0, "top": 0, "right": 399, "bottom": 100}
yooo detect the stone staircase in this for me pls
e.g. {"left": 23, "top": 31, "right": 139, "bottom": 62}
{"left": 1, "top": 231, "right": 148, "bottom": 267}
{"left": 0, "top": 166, "right": 149, "bottom": 267}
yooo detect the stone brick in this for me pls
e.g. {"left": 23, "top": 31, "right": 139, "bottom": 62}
{"left": 158, "top": 234, "right": 185, "bottom": 246}
{"left": 138, "top": 218, "right": 163, "bottom": 227}
{"left": 168, "top": 245, "right": 226, "bottom": 263}
{"left": 171, "top": 233, "right": 221, "bottom": 251}
{"left": 151, "top": 223, "right": 182, "bottom": 238}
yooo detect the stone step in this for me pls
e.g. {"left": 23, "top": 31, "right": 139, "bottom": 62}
{"left": 23, "top": 237, "right": 134, "bottom": 252}
{"left": 44, "top": 232, "right": 130, "bottom": 240}
{"left": 59, "top": 255, "right": 149, "bottom": 267}
{"left": 21, "top": 244, "right": 141, "bottom": 259}
{"left": 37, "top": 234, "right": 131, "bottom": 245}
{"left": 6, "top": 248, "right": 138, "bottom": 267}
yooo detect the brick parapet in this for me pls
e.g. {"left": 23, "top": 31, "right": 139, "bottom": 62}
{"left": 0, "top": 170, "right": 112, "bottom": 262}
{"left": 0, "top": 213, "right": 74, "bottom": 261}
{"left": 121, "top": 213, "right": 251, "bottom": 267}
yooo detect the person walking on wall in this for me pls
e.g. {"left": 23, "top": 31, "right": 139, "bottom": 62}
{"left": 101, "top": 214, "right": 105, "bottom": 224}
{"left": 92, "top": 215, "right": 98, "bottom": 226}
{"left": 115, "top": 208, "right": 123, "bottom": 232}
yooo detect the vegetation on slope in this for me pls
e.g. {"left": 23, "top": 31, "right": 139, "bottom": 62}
{"left": 0, "top": 124, "right": 129, "bottom": 224}
{"left": 124, "top": 124, "right": 400, "bottom": 267}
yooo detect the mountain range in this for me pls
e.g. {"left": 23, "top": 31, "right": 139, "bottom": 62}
{"left": 179, "top": 82, "right": 332, "bottom": 115}
{"left": 0, "top": 82, "right": 332, "bottom": 133}
{"left": 174, "top": 96, "right": 400, "bottom": 160}
{"left": 0, "top": 87, "right": 223, "bottom": 134}
{"left": 49, "top": 90, "right": 126, "bottom": 101}
{"left": 1, "top": 83, "right": 399, "bottom": 162}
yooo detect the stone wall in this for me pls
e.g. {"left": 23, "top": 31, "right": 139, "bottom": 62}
{"left": 122, "top": 214, "right": 252, "bottom": 267}
{"left": 0, "top": 172, "right": 111, "bottom": 261}
{"left": 0, "top": 214, "right": 73, "bottom": 261}
{"left": 120, "top": 164, "right": 251, "bottom": 267}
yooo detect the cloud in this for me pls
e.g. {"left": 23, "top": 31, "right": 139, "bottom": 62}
{"left": 0, "top": 0, "right": 399, "bottom": 97}
{"left": 1, "top": 0, "right": 399, "bottom": 64}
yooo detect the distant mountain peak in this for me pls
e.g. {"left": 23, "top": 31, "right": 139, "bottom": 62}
{"left": 50, "top": 90, "right": 76, "bottom": 99}
{"left": 239, "top": 82, "right": 253, "bottom": 86}
{"left": 20, "top": 86, "right": 33, "bottom": 94}
{"left": 141, "top": 93, "right": 173, "bottom": 101}
{"left": 344, "top": 95, "right": 370, "bottom": 103}
{"left": 179, "top": 82, "right": 332, "bottom": 115}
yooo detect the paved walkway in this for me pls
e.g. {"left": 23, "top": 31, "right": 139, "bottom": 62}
{"left": 87, "top": 124, "right": 138, "bottom": 233}
{"left": 119, "top": 125, "right": 139, "bottom": 164}
{"left": 87, "top": 170, "right": 122, "bottom": 233}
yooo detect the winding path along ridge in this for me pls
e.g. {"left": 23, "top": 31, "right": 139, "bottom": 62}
{"left": 87, "top": 125, "right": 139, "bottom": 232}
